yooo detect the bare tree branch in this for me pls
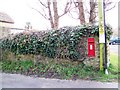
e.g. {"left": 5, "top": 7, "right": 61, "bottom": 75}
{"left": 67, "top": 5, "right": 80, "bottom": 19}
{"left": 68, "top": 11, "right": 79, "bottom": 19}
{"left": 105, "top": 0, "right": 112, "bottom": 5}
{"left": 105, "top": 4, "right": 116, "bottom": 11}
{"left": 59, "top": 1, "right": 72, "bottom": 18}
{"left": 73, "top": 0, "right": 78, "bottom": 7}
{"left": 90, "top": 13, "right": 97, "bottom": 22}
{"left": 105, "top": 2, "right": 117, "bottom": 12}
{"left": 31, "top": 7, "right": 49, "bottom": 20}
{"left": 42, "top": 7, "right": 48, "bottom": 19}
{"left": 38, "top": 0, "right": 48, "bottom": 8}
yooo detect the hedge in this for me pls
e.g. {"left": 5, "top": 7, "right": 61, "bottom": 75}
{"left": 0, "top": 25, "right": 113, "bottom": 61}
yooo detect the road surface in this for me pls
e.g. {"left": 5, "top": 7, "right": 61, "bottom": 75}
{"left": 0, "top": 73, "right": 118, "bottom": 88}
{"left": 110, "top": 45, "right": 119, "bottom": 54}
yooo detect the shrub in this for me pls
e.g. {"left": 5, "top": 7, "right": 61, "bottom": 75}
{"left": 0, "top": 25, "right": 113, "bottom": 61}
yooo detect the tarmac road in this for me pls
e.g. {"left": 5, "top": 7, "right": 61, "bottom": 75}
{"left": 0, "top": 73, "right": 118, "bottom": 88}
{"left": 110, "top": 45, "right": 119, "bottom": 54}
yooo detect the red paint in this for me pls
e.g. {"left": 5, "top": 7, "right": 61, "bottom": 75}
{"left": 88, "top": 38, "right": 95, "bottom": 57}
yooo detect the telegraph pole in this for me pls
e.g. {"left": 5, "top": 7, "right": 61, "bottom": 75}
{"left": 103, "top": 0, "right": 108, "bottom": 74}
{"left": 98, "top": 0, "right": 105, "bottom": 71}
{"left": 98, "top": 0, "right": 108, "bottom": 74}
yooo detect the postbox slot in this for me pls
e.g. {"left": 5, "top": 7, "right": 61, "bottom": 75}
{"left": 90, "top": 45, "right": 93, "bottom": 50}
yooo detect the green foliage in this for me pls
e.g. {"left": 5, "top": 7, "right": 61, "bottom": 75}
{"left": 0, "top": 25, "right": 113, "bottom": 61}
{"left": 1, "top": 59, "right": 118, "bottom": 82}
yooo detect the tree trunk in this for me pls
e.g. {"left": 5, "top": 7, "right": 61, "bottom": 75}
{"left": 77, "top": 0, "right": 85, "bottom": 25}
{"left": 34, "top": 0, "right": 72, "bottom": 29}
{"left": 47, "top": 1, "right": 54, "bottom": 29}
{"left": 89, "top": 0, "right": 96, "bottom": 24}
{"left": 53, "top": 0, "right": 59, "bottom": 29}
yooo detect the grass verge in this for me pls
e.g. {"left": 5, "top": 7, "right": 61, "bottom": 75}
{"left": 0, "top": 54, "right": 118, "bottom": 82}
{"left": 110, "top": 53, "right": 119, "bottom": 68}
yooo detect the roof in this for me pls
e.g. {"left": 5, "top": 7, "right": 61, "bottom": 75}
{"left": 0, "top": 12, "right": 14, "bottom": 24}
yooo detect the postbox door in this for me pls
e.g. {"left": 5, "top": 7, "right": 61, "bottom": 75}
{"left": 88, "top": 38, "right": 95, "bottom": 57}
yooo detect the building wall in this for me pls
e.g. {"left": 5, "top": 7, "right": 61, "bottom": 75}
{"left": 0, "top": 22, "right": 11, "bottom": 39}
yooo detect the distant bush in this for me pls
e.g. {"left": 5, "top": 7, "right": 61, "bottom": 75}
{"left": 0, "top": 25, "right": 113, "bottom": 61}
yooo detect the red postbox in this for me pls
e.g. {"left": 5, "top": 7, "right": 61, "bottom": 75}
{"left": 88, "top": 38, "right": 95, "bottom": 57}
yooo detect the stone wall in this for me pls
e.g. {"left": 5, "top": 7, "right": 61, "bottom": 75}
{"left": 83, "top": 36, "right": 100, "bottom": 68}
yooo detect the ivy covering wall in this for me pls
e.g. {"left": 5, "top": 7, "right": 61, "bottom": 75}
{"left": 0, "top": 25, "right": 113, "bottom": 62}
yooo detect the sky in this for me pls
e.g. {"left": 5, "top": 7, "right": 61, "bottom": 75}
{"left": 0, "top": 0, "right": 119, "bottom": 31}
